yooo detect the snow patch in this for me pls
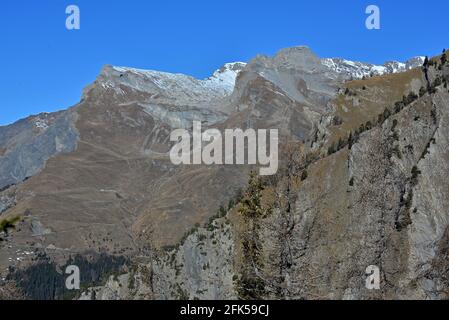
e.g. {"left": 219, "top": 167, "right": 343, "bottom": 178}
{"left": 322, "top": 56, "right": 425, "bottom": 79}
{"left": 110, "top": 62, "right": 246, "bottom": 100}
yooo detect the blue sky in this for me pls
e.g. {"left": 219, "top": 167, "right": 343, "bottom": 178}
{"left": 1, "top": 0, "right": 448, "bottom": 126}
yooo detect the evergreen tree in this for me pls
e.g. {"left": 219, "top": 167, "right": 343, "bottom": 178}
{"left": 348, "top": 132, "right": 353, "bottom": 149}
{"left": 236, "top": 172, "right": 268, "bottom": 299}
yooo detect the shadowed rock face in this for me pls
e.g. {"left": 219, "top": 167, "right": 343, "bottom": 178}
{"left": 0, "top": 111, "right": 79, "bottom": 190}
{"left": 1, "top": 47, "right": 448, "bottom": 300}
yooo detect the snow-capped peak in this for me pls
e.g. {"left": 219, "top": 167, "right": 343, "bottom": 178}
{"left": 206, "top": 62, "right": 247, "bottom": 92}
{"left": 321, "top": 56, "right": 426, "bottom": 79}
{"left": 100, "top": 62, "right": 246, "bottom": 101}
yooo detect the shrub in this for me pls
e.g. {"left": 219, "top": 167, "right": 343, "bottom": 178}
{"left": 301, "top": 170, "right": 308, "bottom": 181}
{"left": 0, "top": 216, "right": 20, "bottom": 234}
{"left": 392, "top": 119, "right": 398, "bottom": 131}
{"left": 433, "top": 77, "right": 442, "bottom": 87}
{"left": 419, "top": 86, "right": 427, "bottom": 97}
{"left": 337, "top": 138, "right": 344, "bottom": 150}
{"left": 332, "top": 116, "right": 343, "bottom": 126}
{"left": 327, "top": 143, "right": 336, "bottom": 155}
{"left": 359, "top": 123, "right": 365, "bottom": 133}
{"left": 218, "top": 205, "right": 227, "bottom": 217}
{"left": 411, "top": 166, "right": 421, "bottom": 184}
{"left": 383, "top": 108, "right": 391, "bottom": 119}
{"left": 431, "top": 108, "right": 437, "bottom": 124}
{"left": 348, "top": 132, "right": 354, "bottom": 149}
{"left": 392, "top": 146, "right": 402, "bottom": 159}
{"left": 365, "top": 121, "right": 372, "bottom": 130}
{"left": 406, "top": 92, "right": 418, "bottom": 104}
{"left": 392, "top": 131, "right": 399, "bottom": 142}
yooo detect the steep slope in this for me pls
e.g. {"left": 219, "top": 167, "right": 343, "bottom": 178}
{"left": 79, "top": 52, "right": 449, "bottom": 300}
{"left": 0, "top": 111, "right": 79, "bottom": 191}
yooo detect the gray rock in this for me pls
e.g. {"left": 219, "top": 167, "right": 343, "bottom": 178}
{"left": 0, "top": 110, "right": 79, "bottom": 189}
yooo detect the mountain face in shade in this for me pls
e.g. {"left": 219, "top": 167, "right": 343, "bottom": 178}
{"left": 1, "top": 46, "right": 448, "bottom": 301}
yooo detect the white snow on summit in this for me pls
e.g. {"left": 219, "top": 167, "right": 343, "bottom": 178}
{"left": 321, "top": 56, "right": 425, "bottom": 79}
{"left": 205, "top": 62, "right": 247, "bottom": 92}
{"left": 93, "top": 62, "right": 248, "bottom": 128}
{"left": 110, "top": 62, "right": 246, "bottom": 100}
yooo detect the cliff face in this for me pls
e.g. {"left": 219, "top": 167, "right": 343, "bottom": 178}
{"left": 0, "top": 111, "right": 79, "bottom": 191}
{"left": 1, "top": 47, "right": 448, "bottom": 300}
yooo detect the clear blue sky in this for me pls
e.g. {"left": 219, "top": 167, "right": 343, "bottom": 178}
{"left": 1, "top": 0, "right": 448, "bottom": 126}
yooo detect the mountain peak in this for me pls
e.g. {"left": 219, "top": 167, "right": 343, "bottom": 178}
{"left": 94, "top": 62, "right": 246, "bottom": 97}
{"left": 207, "top": 62, "right": 247, "bottom": 91}
{"left": 321, "top": 55, "right": 426, "bottom": 79}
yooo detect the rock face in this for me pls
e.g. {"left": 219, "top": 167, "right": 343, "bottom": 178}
{"left": 1, "top": 46, "right": 448, "bottom": 300}
{"left": 229, "top": 47, "right": 340, "bottom": 139}
{"left": 0, "top": 111, "right": 79, "bottom": 190}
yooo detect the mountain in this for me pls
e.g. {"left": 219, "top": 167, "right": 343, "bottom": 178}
{"left": 1, "top": 46, "right": 448, "bottom": 300}
{"left": 321, "top": 56, "right": 426, "bottom": 79}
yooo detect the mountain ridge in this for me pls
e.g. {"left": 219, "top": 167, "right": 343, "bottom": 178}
{"left": 1, "top": 46, "right": 448, "bottom": 301}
